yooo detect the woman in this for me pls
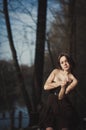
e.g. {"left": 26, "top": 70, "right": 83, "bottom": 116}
{"left": 39, "top": 53, "right": 79, "bottom": 130}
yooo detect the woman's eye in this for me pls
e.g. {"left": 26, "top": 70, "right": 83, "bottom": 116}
{"left": 61, "top": 62, "right": 63, "bottom": 64}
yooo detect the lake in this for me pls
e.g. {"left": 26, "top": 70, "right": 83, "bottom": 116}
{"left": 0, "top": 105, "right": 30, "bottom": 130}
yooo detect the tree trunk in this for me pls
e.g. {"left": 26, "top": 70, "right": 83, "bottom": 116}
{"left": 69, "top": 0, "right": 77, "bottom": 59}
{"left": 3, "top": 0, "right": 32, "bottom": 113}
{"left": 32, "top": 0, "right": 47, "bottom": 111}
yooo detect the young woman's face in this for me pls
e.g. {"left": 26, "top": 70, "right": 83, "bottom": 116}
{"left": 59, "top": 56, "right": 70, "bottom": 71}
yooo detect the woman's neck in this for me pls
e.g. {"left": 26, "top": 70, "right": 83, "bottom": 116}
{"left": 62, "top": 70, "right": 70, "bottom": 75}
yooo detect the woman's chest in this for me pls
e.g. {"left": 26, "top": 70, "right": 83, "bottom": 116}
{"left": 54, "top": 72, "right": 72, "bottom": 83}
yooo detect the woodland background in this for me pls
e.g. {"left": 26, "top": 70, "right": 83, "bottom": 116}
{"left": 0, "top": 0, "right": 86, "bottom": 129}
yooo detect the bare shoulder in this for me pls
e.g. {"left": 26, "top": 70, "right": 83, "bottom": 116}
{"left": 52, "top": 68, "right": 60, "bottom": 74}
{"left": 69, "top": 73, "right": 77, "bottom": 80}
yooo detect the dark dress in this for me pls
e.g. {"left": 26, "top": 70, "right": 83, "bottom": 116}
{"left": 39, "top": 87, "right": 79, "bottom": 130}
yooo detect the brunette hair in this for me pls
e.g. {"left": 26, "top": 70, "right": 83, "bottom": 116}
{"left": 58, "top": 52, "right": 75, "bottom": 72}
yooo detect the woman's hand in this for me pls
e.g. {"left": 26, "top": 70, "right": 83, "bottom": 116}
{"left": 60, "top": 80, "right": 67, "bottom": 88}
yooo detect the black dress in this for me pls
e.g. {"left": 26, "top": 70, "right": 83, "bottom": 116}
{"left": 39, "top": 87, "right": 79, "bottom": 130}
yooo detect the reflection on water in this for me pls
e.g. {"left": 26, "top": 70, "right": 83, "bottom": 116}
{"left": 0, "top": 105, "right": 30, "bottom": 129}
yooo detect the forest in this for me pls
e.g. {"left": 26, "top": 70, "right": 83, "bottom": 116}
{"left": 0, "top": 0, "right": 86, "bottom": 130}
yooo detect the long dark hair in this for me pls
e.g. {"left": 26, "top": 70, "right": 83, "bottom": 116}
{"left": 57, "top": 52, "right": 75, "bottom": 73}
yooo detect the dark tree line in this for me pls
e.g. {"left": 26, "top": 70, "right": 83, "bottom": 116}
{"left": 0, "top": 60, "right": 33, "bottom": 111}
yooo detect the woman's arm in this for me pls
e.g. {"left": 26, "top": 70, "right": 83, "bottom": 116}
{"left": 44, "top": 69, "right": 61, "bottom": 90}
{"left": 65, "top": 74, "right": 78, "bottom": 94}
{"left": 58, "top": 80, "right": 67, "bottom": 99}
{"left": 58, "top": 87, "right": 66, "bottom": 100}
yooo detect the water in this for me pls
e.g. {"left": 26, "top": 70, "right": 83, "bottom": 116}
{"left": 0, "top": 105, "right": 30, "bottom": 129}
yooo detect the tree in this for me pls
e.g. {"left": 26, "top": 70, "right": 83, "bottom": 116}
{"left": 44, "top": 0, "right": 77, "bottom": 67}
{"left": 3, "top": 0, "right": 32, "bottom": 114}
{"left": 32, "top": 0, "right": 47, "bottom": 111}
